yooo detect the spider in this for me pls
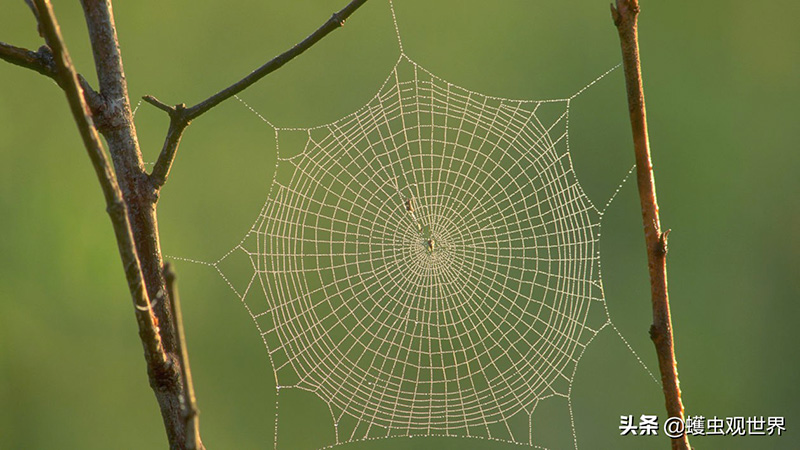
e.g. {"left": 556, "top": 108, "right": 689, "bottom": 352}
{"left": 404, "top": 197, "right": 414, "bottom": 213}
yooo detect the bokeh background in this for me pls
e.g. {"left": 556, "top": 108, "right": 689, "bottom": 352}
{"left": 1, "top": 1, "right": 797, "bottom": 449}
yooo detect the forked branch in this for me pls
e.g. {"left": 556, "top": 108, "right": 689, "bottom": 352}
{"left": 2, "top": 0, "right": 373, "bottom": 448}
{"left": 611, "top": 1, "right": 690, "bottom": 449}
{"left": 29, "top": 0, "right": 168, "bottom": 371}
{"left": 147, "top": 0, "right": 370, "bottom": 190}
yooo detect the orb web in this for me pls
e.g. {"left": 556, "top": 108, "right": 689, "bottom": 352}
{"left": 232, "top": 51, "right": 617, "bottom": 448}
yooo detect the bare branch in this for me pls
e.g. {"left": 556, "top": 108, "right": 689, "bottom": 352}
{"left": 79, "top": 2, "right": 207, "bottom": 448}
{"left": 611, "top": 1, "right": 690, "bottom": 449}
{"left": 0, "top": 41, "right": 52, "bottom": 76}
{"left": 24, "top": 0, "right": 44, "bottom": 37}
{"left": 30, "top": 0, "right": 167, "bottom": 369}
{"left": 165, "top": 264, "right": 201, "bottom": 450}
{"left": 146, "top": 0, "right": 370, "bottom": 191}
{"left": 15, "top": 1, "right": 369, "bottom": 447}
{"left": 144, "top": 96, "right": 190, "bottom": 190}
{"left": 185, "top": 0, "right": 369, "bottom": 121}
{"left": 143, "top": 94, "right": 176, "bottom": 114}
{"left": 0, "top": 41, "right": 103, "bottom": 112}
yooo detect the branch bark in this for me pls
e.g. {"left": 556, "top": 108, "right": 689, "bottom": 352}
{"left": 30, "top": 0, "right": 165, "bottom": 362}
{"left": 611, "top": 1, "right": 690, "bottom": 449}
{"left": 77, "top": 1, "right": 204, "bottom": 448}
{"left": 4, "top": 0, "right": 372, "bottom": 448}
{"left": 31, "top": 0, "right": 179, "bottom": 428}
{"left": 0, "top": 41, "right": 103, "bottom": 112}
{"left": 0, "top": 41, "right": 54, "bottom": 77}
{"left": 165, "top": 264, "right": 201, "bottom": 450}
{"left": 146, "top": 0, "right": 370, "bottom": 191}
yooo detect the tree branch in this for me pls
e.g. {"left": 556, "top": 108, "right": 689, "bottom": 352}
{"left": 611, "top": 1, "right": 690, "bottom": 449}
{"left": 0, "top": 41, "right": 52, "bottom": 76}
{"left": 144, "top": 96, "right": 189, "bottom": 191}
{"left": 24, "top": 0, "right": 44, "bottom": 37}
{"left": 0, "top": 41, "right": 103, "bottom": 113}
{"left": 185, "top": 0, "right": 369, "bottom": 121}
{"left": 146, "top": 0, "right": 370, "bottom": 190}
{"left": 30, "top": 0, "right": 168, "bottom": 373}
{"left": 79, "top": 1, "right": 205, "bottom": 448}
{"left": 165, "top": 264, "right": 201, "bottom": 450}
{"left": 10, "top": 1, "right": 371, "bottom": 447}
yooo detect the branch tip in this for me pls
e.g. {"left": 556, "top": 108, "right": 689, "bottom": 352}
{"left": 612, "top": 0, "right": 640, "bottom": 24}
{"left": 163, "top": 262, "right": 202, "bottom": 449}
{"left": 182, "top": 0, "right": 369, "bottom": 122}
{"left": 144, "top": 0, "right": 370, "bottom": 195}
{"left": 143, "top": 95, "right": 174, "bottom": 113}
{"left": 164, "top": 261, "right": 177, "bottom": 284}
{"left": 610, "top": 3, "right": 621, "bottom": 26}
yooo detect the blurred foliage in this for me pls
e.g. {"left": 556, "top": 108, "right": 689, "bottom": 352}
{"left": 0, "top": 1, "right": 798, "bottom": 449}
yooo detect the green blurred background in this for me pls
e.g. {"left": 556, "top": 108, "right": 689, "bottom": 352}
{"left": 1, "top": 0, "right": 797, "bottom": 449}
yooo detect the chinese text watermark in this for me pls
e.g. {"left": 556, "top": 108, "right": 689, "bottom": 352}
{"left": 620, "top": 414, "right": 785, "bottom": 438}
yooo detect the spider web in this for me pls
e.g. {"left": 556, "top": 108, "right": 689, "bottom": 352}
{"left": 259, "top": 54, "right": 605, "bottom": 444}
{"left": 175, "top": 2, "right": 655, "bottom": 448}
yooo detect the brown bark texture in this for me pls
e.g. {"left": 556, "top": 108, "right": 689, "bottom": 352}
{"left": 1, "top": 0, "right": 370, "bottom": 448}
{"left": 611, "top": 1, "right": 691, "bottom": 449}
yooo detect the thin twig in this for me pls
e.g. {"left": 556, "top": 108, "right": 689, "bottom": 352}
{"left": 147, "top": 0, "right": 370, "bottom": 190}
{"left": 611, "top": 1, "right": 690, "bottom": 449}
{"left": 24, "top": 0, "right": 44, "bottom": 37}
{"left": 145, "top": 96, "right": 190, "bottom": 191}
{"left": 0, "top": 41, "right": 103, "bottom": 111}
{"left": 185, "top": 0, "right": 369, "bottom": 120}
{"left": 30, "top": 0, "right": 167, "bottom": 368}
{"left": 0, "top": 41, "right": 53, "bottom": 77}
{"left": 165, "top": 264, "right": 201, "bottom": 450}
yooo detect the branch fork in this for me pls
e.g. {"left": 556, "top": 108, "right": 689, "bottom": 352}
{"left": 1, "top": 1, "right": 371, "bottom": 448}
{"left": 142, "top": 0, "right": 368, "bottom": 194}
